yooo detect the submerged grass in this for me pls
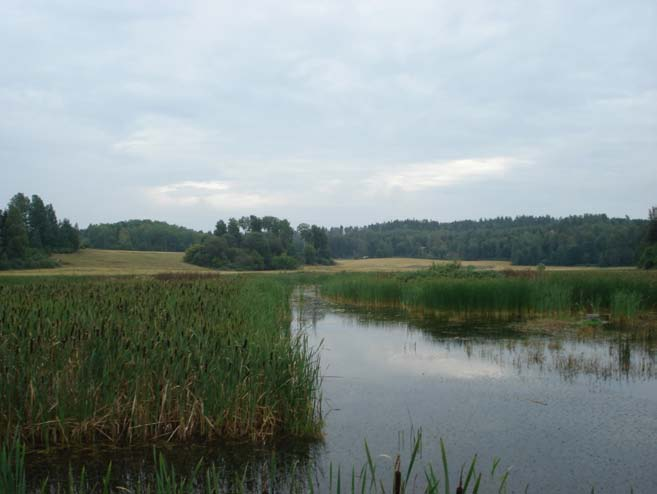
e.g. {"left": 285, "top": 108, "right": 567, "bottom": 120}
{"left": 320, "top": 265, "right": 657, "bottom": 322}
{"left": 0, "top": 276, "right": 322, "bottom": 447}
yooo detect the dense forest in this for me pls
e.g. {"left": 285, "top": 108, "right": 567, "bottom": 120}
{"left": 0, "top": 193, "right": 80, "bottom": 270}
{"left": 184, "top": 215, "right": 331, "bottom": 270}
{"left": 82, "top": 220, "right": 205, "bottom": 252}
{"left": 2, "top": 189, "right": 654, "bottom": 270}
{"left": 638, "top": 207, "right": 657, "bottom": 269}
{"left": 327, "top": 215, "right": 648, "bottom": 267}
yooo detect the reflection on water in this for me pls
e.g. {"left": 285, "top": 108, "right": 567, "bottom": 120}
{"left": 298, "top": 288, "right": 657, "bottom": 383}
{"left": 28, "top": 287, "right": 657, "bottom": 493}
{"left": 27, "top": 436, "right": 321, "bottom": 492}
{"left": 296, "top": 287, "right": 657, "bottom": 493}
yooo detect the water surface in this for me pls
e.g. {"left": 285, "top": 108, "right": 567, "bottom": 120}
{"left": 296, "top": 288, "right": 657, "bottom": 493}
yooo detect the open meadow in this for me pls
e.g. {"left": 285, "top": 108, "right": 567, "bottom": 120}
{"left": 0, "top": 248, "right": 638, "bottom": 277}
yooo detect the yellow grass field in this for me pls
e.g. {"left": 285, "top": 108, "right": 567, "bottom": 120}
{"left": 0, "top": 249, "right": 214, "bottom": 277}
{"left": 0, "top": 249, "right": 636, "bottom": 277}
{"left": 305, "top": 258, "right": 514, "bottom": 272}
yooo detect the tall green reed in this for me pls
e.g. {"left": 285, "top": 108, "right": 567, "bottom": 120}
{"left": 320, "top": 269, "right": 656, "bottom": 321}
{"left": 0, "top": 276, "right": 322, "bottom": 446}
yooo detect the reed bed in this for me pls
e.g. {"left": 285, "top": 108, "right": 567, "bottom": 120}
{"left": 320, "top": 268, "right": 657, "bottom": 321}
{"left": 0, "top": 276, "right": 322, "bottom": 447}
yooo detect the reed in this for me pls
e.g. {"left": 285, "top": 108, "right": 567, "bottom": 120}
{"left": 1, "top": 434, "right": 510, "bottom": 493}
{"left": 0, "top": 276, "right": 322, "bottom": 447}
{"left": 320, "top": 269, "right": 657, "bottom": 321}
{"left": 610, "top": 291, "right": 642, "bottom": 322}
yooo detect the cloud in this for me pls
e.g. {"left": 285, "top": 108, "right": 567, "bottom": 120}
{"left": 113, "top": 115, "right": 218, "bottom": 161}
{"left": 366, "top": 157, "right": 523, "bottom": 193}
{"left": 1, "top": 1, "right": 655, "bottom": 227}
{"left": 156, "top": 181, "right": 230, "bottom": 194}
{"left": 146, "top": 180, "right": 287, "bottom": 210}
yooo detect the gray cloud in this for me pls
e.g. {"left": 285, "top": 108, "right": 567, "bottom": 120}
{"left": 2, "top": 0, "right": 656, "bottom": 229}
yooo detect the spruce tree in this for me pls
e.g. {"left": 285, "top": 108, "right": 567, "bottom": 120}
{"left": 4, "top": 205, "right": 29, "bottom": 259}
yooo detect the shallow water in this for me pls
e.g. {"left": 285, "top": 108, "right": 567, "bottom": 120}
{"left": 28, "top": 288, "right": 657, "bottom": 492}
{"left": 295, "top": 288, "right": 657, "bottom": 493}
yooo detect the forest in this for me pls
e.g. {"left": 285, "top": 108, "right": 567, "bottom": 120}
{"left": 2, "top": 190, "right": 656, "bottom": 270}
{"left": 184, "top": 215, "right": 332, "bottom": 270}
{"left": 327, "top": 214, "right": 650, "bottom": 267}
{"left": 0, "top": 193, "right": 80, "bottom": 270}
{"left": 638, "top": 207, "right": 657, "bottom": 269}
{"left": 82, "top": 219, "right": 205, "bottom": 252}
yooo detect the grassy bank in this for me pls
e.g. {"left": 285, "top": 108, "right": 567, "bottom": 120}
{"left": 0, "top": 275, "right": 321, "bottom": 447}
{"left": 320, "top": 264, "right": 657, "bottom": 321}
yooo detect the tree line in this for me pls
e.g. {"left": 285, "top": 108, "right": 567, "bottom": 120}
{"left": 0, "top": 193, "right": 80, "bottom": 269}
{"left": 638, "top": 207, "right": 657, "bottom": 269}
{"left": 2, "top": 191, "right": 655, "bottom": 270}
{"left": 326, "top": 214, "right": 649, "bottom": 267}
{"left": 184, "top": 215, "right": 331, "bottom": 270}
{"left": 82, "top": 220, "right": 205, "bottom": 252}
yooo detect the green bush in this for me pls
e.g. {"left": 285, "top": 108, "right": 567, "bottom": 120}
{"left": 271, "top": 254, "right": 300, "bottom": 270}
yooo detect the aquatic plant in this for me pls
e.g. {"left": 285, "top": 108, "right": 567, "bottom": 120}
{"left": 1, "top": 434, "right": 511, "bottom": 493}
{"left": 320, "top": 269, "right": 657, "bottom": 321}
{"left": 0, "top": 276, "right": 322, "bottom": 446}
{"left": 610, "top": 291, "right": 642, "bottom": 322}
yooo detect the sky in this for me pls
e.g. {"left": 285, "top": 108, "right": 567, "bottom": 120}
{"left": 1, "top": 0, "right": 656, "bottom": 231}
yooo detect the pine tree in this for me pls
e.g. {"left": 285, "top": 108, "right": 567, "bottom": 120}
{"left": 0, "top": 208, "right": 5, "bottom": 258}
{"left": 4, "top": 205, "right": 29, "bottom": 259}
{"left": 43, "top": 204, "right": 59, "bottom": 249}
{"left": 28, "top": 194, "right": 48, "bottom": 250}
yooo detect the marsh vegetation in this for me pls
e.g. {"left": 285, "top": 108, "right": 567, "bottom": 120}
{"left": 0, "top": 276, "right": 322, "bottom": 447}
{"left": 319, "top": 263, "right": 657, "bottom": 323}
{"left": 1, "top": 267, "right": 656, "bottom": 492}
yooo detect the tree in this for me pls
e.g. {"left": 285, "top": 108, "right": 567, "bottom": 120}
{"left": 297, "top": 223, "right": 311, "bottom": 243}
{"left": 648, "top": 206, "right": 657, "bottom": 244}
{"left": 8, "top": 193, "right": 30, "bottom": 226}
{"left": 59, "top": 219, "right": 80, "bottom": 252}
{"left": 214, "top": 220, "right": 227, "bottom": 236}
{"left": 82, "top": 220, "right": 203, "bottom": 252}
{"left": 639, "top": 206, "right": 657, "bottom": 269}
{"left": 185, "top": 215, "right": 310, "bottom": 271}
{"left": 43, "top": 204, "right": 59, "bottom": 249}
{"left": 28, "top": 195, "right": 48, "bottom": 249}
{"left": 1, "top": 192, "right": 80, "bottom": 269}
{"left": 4, "top": 205, "right": 29, "bottom": 259}
{"left": 249, "top": 215, "right": 262, "bottom": 233}
{"left": 227, "top": 218, "right": 241, "bottom": 244}
{"left": 324, "top": 215, "right": 645, "bottom": 266}
{"left": 0, "top": 208, "right": 5, "bottom": 258}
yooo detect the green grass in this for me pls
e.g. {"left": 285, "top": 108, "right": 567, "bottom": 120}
{"left": 0, "top": 275, "right": 321, "bottom": 446}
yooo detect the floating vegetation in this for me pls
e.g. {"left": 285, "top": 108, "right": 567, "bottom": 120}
{"left": 0, "top": 276, "right": 322, "bottom": 447}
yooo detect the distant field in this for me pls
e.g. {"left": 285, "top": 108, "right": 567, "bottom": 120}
{"left": 0, "top": 249, "right": 213, "bottom": 276}
{"left": 0, "top": 249, "right": 636, "bottom": 277}
{"left": 305, "top": 257, "right": 635, "bottom": 272}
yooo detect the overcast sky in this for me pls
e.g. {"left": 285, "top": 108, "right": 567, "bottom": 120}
{"left": 2, "top": 1, "right": 656, "bottom": 230}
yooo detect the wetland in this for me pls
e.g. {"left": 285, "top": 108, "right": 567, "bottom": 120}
{"left": 1, "top": 271, "right": 656, "bottom": 492}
